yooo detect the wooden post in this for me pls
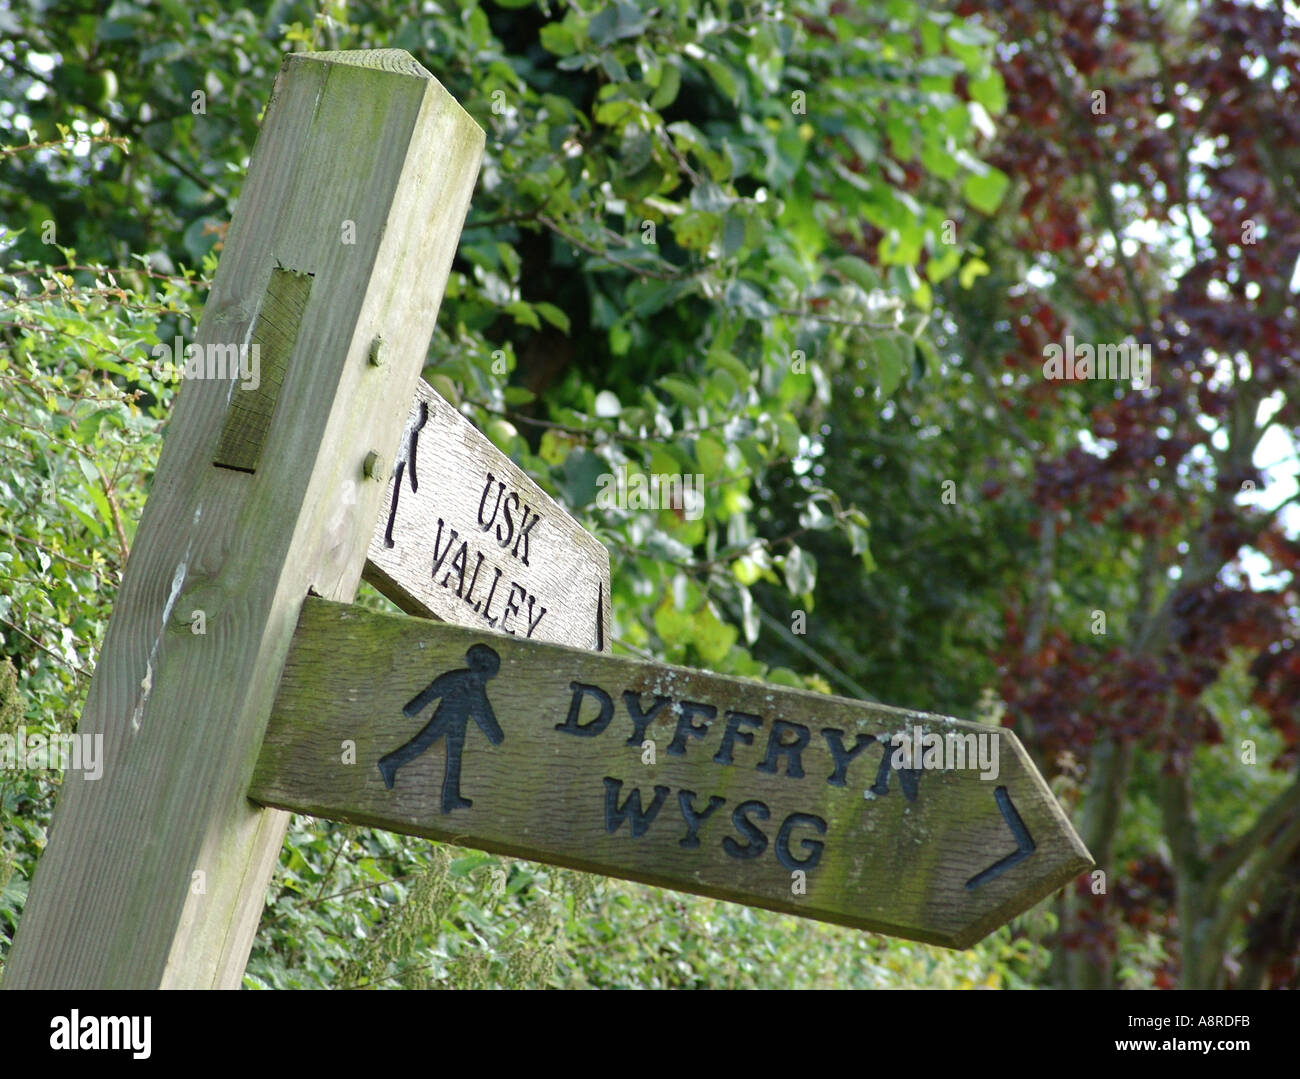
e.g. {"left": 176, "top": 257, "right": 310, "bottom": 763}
{"left": 2, "top": 50, "right": 484, "bottom": 988}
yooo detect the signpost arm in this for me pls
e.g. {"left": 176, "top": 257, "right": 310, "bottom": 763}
{"left": 249, "top": 598, "right": 1093, "bottom": 950}
{"left": 3, "top": 50, "right": 483, "bottom": 989}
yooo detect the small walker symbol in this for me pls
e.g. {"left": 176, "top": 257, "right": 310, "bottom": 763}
{"left": 378, "top": 643, "right": 503, "bottom": 812}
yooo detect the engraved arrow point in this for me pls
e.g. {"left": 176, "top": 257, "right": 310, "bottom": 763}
{"left": 966, "top": 785, "right": 1036, "bottom": 891}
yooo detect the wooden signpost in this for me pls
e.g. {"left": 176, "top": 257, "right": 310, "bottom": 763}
{"left": 2, "top": 49, "right": 486, "bottom": 990}
{"left": 3, "top": 49, "right": 1091, "bottom": 989}
{"left": 363, "top": 380, "right": 611, "bottom": 652}
{"left": 249, "top": 599, "right": 1091, "bottom": 948}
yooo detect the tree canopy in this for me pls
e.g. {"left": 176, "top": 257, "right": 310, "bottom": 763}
{"left": 1, "top": 0, "right": 1296, "bottom": 989}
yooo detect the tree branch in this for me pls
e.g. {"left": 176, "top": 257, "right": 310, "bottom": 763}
{"left": 1205, "top": 774, "right": 1300, "bottom": 897}
{"left": 1204, "top": 785, "right": 1300, "bottom": 978}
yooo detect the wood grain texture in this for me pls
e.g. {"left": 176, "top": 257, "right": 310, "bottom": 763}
{"left": 250, "top": 598, "right": 1094, "bottom": 948}
{"left": 363, "top": 379, "right": 611, "bottom": 651}
{"left": 2, "top": 50, "right": 484, "bottom": 989}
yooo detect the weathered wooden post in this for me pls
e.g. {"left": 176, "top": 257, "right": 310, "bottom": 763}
{"left": 3, "top": 49, "right": 484, "bottom": 988}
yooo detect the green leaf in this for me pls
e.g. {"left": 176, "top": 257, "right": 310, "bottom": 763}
{"left": 832, "top": 255, "right": 882, "bottom": 293}
{"left": 658, "top": 375, "right": 703, "bottom": 410}
{"left": 656, "top": 438, "right": 694, "bottom": 478}
{"left": 958, "top": 257, "right": 990, "bottom": 289}
{"left": 722, "top": 210, "right": 747, "bottom": 257}
{"left": 600, "top": 53, "right": 628, "bottom": 82}
{"left": 486, "top": 417, "right": 519, "bottom": 452}
{"left": 947, "top": 21, "right": 995, "bottom": 46}
{"left": 724, "top": 280, "right": 775, "bottom": 319}
{"left": 534, "top": 302, "right": 571, "bottom": 333}
{"left": 560, "top": 450, "right": 605, "bottom": 508}
{"left": 650, "top": 63, "right": 681, "bottom": 108}
{"left": 651, "top": 595, "right": 690, "bottom": 650}
{"left": 766, "top": 668, "right": 805, "bottom": 689}
{"left": 539, "top": 23, "right": 576, "bottom": 56}
{"left": 969, "top": 70, "right": 1007, "bottom": 114}
{"left": 845, "top": 512, "right": 873, "bottom": 558}
{"left": 692, "top": 604, "right": 737, "bottom": 665}
{"left": 626, "top": 278, "right": 687, "bottom": 317}
{"left": 962, "top": 166, "right": 1009, "bottom": 214}
{"left": 776, "top": 416, "right": 802, "bottom": 456}
{"left": 557, "top": 52, "right": 596, "bottom": 71}
{"left": 886, "top": 116, "right": 913, "bottom": 160}
{"left": 707, "top": 366, "right": 738, "bottom": 404}
{"left": 912, "top": 277, "right": 932, "bottom": 311}
{"left": 620, "top": 129, "right": 653, "bottom": 174}
{"left": 925, "top": 246, "right": 962, "bottom": 284}
{"left": 872, "top": 335, "right": 908, "bottom": 397}
{"left": 920, "top": 137, "right": 959, "bottom": 180}
{"left": 763, "top": 255, "right": 804, "bottom": 291}
{"left": 920, "top": 15, "right": 943, "bottom": 55}
{"left": 96, "top": 18, "right": 140, "bottom": 41}
{"left": 690, "top": 181, "right": 733, "bottom": 214}
{"left": 62, "top": 500, "right": 104, "bottom": 540}
{"left": 588, "top": 7, "right": 620, "bottom": 45}
{"left": 798, "top": 498, "right": 834, "bottom": 531}
{"left": 595, "top": 99, "right": 639, "bottom": 127}
{"left": 842, "top": 125, "right": 878, "bottom": 166}
{"left": 709, "top": 351, "right": 751, "bottom": 387}
{"left": 783, "top": 544, "right": 817, "bottom": 597}
{"left": 698, "top": 58, "right": 740, "bottom": 103}
{"left": 72, "top": 408, "right": 113, "bottom": 446}
{"left": 914, "top": 335, "right": 936, "bottom": 382}
{"left": 504, "top": 301, "right": 541, "bottom": 329}
{"left": 695, "top": 433, "right": 727, "bottom": 477}
{"left": 672, "top": 210, "right": 720, "bottom": 252}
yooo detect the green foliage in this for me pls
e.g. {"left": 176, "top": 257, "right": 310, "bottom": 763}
{"left": 0, "top": 1, "right": 1051, "bottom": 988}
{"left": 245, "top": 816, "right": 1047, "bottom": 989}
{"left": 0, "top": 254, "right": 195, "bottom": 969}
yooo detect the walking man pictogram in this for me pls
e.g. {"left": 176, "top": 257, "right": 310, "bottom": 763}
{"left": 378, "top": 643, "right": 504, "bottom": 812}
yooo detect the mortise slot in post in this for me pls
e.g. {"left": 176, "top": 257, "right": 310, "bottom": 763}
{"left": 213, "top": 267, "right": 313, "bottom": 473}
